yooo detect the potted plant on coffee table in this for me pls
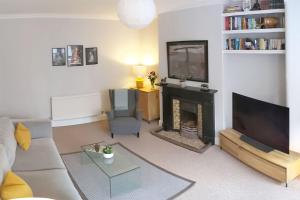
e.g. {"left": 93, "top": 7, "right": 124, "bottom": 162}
{"left": 102, "top": 145, "right": 114, "bottom": 159}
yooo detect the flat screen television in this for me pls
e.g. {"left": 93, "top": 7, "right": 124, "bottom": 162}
{"left": 232, "top": 93, "right": 289, "bottom": 154}
{"left": 167, "top": 41, "right": 208, "bottom": 82}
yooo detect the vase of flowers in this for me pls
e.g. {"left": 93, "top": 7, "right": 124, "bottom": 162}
{"left": 148, "top": 71, "right": 158, "bottom": 89}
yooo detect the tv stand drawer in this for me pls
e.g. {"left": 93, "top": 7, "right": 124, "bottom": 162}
{"left": 220, "top": 134, "right": 239, "bottom": 157}
{"left": 238, "top": 147, "right": 286, "bottom": 182}
{"left": 219, "top": 129, "right": 300, "bottom": 184}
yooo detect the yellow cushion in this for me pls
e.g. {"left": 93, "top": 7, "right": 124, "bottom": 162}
{"left": 15, "top": 123, "right": 31, "bottom": 151}
{"left": 0, "top": 171, "right": 33, "bottom": 200}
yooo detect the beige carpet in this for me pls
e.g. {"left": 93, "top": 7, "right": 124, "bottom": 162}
{"left": 54, "top": 121, "right": 300, "bottom": 200}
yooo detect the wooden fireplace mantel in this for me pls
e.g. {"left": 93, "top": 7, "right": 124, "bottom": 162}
{"left": 220, "top": 129, "right": 300, "bottom": 186}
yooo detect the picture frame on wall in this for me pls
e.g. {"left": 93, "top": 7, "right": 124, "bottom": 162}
{"left": 85, "top": 47, "right": 98, "bottom": 65}
{"left": 52, "top": 48, "right": 66, "bottom": 66}
{"left": 67, "top": 45, "right": 84, "bottom": 66}
{"left": 167, "top": 40, "right": 209, "bottom": 83}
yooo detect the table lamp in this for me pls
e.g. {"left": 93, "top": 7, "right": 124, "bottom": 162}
{"left": 133, "top": 65, "right": 146, "bottom": 88}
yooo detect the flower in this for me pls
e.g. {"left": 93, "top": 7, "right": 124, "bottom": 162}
{"left": 148, "top": 71, "right": 157, "bottom": 82}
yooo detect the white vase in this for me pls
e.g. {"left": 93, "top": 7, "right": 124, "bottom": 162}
{"left": 243, "top": 0, "right": 252, "bottom": 11}
{"left": 180, "top": 81, "right": 186, "bottom": 88}
{"left": 103, "top": 153, "right": 114, "bottom": 159}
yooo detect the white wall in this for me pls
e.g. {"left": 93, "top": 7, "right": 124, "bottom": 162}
{"left": 223, "top": 54, "right": 286, "bottom": 127}
{"left": 139, "top": 19, "right": 159, "bottom": 88}
{"left": 0, "top": 18, "right": 141, "bottom": 119}
{"left": 158, "top": 5, "right": 225, "bottom": 138}
{"left": 285, "top": 0, "right": 300, "bottom": 152}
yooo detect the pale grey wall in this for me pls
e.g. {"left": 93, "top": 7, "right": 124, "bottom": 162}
{"left": 223, "top": 54, "right": 286, "bottom": 127}
{"left": 286, "top": 0, "right": 300, "bottom": 152}
{"left": 158, "top": 5, "right": 225, "bottom": 136}
{"left": 158, "top": 4, "right": 287, "bottom": 140}
{"left": 0, "top": 18, "right": 140, "bottom": 118}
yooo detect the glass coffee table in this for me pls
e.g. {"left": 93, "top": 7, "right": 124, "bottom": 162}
{"left": 81, "top": 142, "right": 141, "bottom": 197}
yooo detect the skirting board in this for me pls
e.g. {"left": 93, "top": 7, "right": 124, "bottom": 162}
{"left": 52, "top": 114, "right": 107, "bottom": 127}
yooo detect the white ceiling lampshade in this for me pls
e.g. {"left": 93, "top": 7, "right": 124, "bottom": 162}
{"left": 117, "top": 0, "right": 157, "bottom": 29}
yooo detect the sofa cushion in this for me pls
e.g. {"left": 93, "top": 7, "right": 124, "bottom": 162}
{"left": 1, "top": 171, "right": 33, "bottom": 200}
{"left": 12, "top": 138, "right": 65, "bottom": 171}
{"left": 0, "top": 144, "right": 11, "bottom": 185}
{"left": 0, "top": 117, "right": 17, "bottom": 167}
{"left": 16, "top": 169, "right": 82, "bottom": 200}
{"left": 15, "top": 123, "right": 32, "bottom": 151}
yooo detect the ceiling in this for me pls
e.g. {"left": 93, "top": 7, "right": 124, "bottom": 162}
{"left": 0, "top": 0, "right": 224, "bottom": 19}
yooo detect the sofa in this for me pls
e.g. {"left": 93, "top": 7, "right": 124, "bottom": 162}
{"left": 0, "top": 117, "right": 82, "bottom": 200}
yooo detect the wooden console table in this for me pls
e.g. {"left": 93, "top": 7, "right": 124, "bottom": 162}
{"left": 137, "top": 88, "right": 160, "bottom": 122}
{"left": 220, "top": 129, "right": 300, "bottom": 186}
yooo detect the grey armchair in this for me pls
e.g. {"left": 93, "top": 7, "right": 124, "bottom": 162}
{"left": 106, "top": 89, "right": 142, "bottom": 138}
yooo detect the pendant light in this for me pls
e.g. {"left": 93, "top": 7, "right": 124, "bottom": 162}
{"left": 117, "top": 0, "right": 156, "bottom": 29}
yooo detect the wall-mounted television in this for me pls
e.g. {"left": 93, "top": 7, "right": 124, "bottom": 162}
{"left": 167, "top": 40, "right": 208, "bottom": 83}
{"left": 233, "top": 93, "right": 289, "bottom": 154}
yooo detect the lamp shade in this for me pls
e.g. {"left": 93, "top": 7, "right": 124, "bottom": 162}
{"left": 117, "top": 0, "right": 156, "bottom": 29}
{"left": 133, "top": 65, "right": 146, "bottom": 78}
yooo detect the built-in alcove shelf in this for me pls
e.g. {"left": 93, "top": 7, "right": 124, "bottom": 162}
{"left": 222, "top": 9, "right": 285, "bottom": 17}
{"left": 222, "top": 8, "right": 286, "bottom": 54}
{"left": 223, "top": 28, "right": 285, "bottom": 34}
{"left": 223, "top": 50, "right": 286, "bottom": 54}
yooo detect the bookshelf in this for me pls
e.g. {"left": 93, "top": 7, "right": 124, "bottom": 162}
{"left": 222, "top": 8, "right": 286, "bottom": 54}
{"left": 223, "top": 50, "right": 285, "bottom": 54}
{"left": 223, "top": 28, "right": 285, "bottom": 34}
{"left": 222, "top": 9, "right": 285, "bottom": 17}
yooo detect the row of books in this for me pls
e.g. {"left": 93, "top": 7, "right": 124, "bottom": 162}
{"left": 225, "top": 38, "right": 285, "bottom": 50}
{"left": 225, "top": 16, "right": 260, "bottom": 30}
{"left": 225, "top": 16, "right": 284, "bottom": 30}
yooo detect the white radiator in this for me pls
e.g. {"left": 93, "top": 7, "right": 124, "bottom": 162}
{"left": 51, "top": 93, "right": 102, "bottom": 127}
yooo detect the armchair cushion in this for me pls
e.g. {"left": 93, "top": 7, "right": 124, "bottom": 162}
{"left": 109, "top": 117, "right": 141, "bottom": 135}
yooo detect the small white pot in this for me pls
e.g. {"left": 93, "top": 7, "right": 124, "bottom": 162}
{"left": 103, "top": 153, "right": 114, "bottom": 159}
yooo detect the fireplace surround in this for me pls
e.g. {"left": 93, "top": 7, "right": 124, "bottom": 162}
{"left": 161, "top": 84, "right": 217, "bottom": 145}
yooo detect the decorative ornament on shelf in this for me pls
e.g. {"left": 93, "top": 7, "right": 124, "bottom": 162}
{"left": 242, "top": 0, "right": 252, "bottom": 11}
{"left": 117, "top": 0, "right": 157, "bottom": 29}
{"left": 251, "top": 0, "right": 261, "bottom": 10}
{"left": 148, "top": 71, "right": 158, "bottom": 89}
{"left": 179, "top": 76, "right": 187, "bottom": 88}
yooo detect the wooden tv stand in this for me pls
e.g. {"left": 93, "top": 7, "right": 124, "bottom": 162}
{"left": 220, "top": 129, "right": 300, "bottom": 186}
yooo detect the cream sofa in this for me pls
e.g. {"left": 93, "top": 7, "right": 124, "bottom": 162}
{"left": 0, "top": 117, "right": 82, "bottom": 200}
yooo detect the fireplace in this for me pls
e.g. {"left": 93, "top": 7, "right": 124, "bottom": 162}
{"left": 173, "top": 99, "right": 203, "bottom": 140}
{"left": 162, "top": 84, "right": 217, "bottom": 144}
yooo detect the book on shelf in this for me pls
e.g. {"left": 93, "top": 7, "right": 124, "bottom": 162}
{"left": 225, "top": 16, "right": 262, "bottom": 30}
{"left": 225, "top": 38, "right": 285, "bottom": 51}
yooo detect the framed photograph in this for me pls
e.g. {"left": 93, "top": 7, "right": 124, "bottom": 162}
{"left": 167, "top": 40, "right": 208, "bottom": 83}
{"left": 52, "top": 48, "right": 66, "bottom": 66}
{"left": 85, "top": 47, "right": 98, "bottom": 65}
{"left": 67, "top": 45, "right": 84, "bottom": 66}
